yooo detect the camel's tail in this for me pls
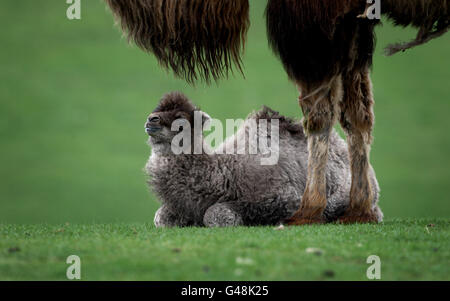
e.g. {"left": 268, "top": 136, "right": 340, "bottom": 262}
{"left": 382, "top": 0, "right": 449, "bottom": 55}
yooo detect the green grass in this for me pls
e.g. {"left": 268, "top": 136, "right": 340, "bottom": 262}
{"left": 1, "top": 219, "right": 449, "bottom": 281}
{"left": 0, "top": 1, "right": 449, "bottom": 225}
{"left": 0, "top": 1, "right": 449, "bottom": 281}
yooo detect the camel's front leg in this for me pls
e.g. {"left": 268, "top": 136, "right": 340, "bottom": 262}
{"left": 338, "top": 69, "right": 380, "bottom": 224}
{"left": 286, "top": 78, "right": 342, "bottom": 225}
{"left": 285, "top": 132, "right": 331, "bottom": 225}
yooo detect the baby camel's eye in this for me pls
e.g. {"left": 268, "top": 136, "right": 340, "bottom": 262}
{"left": 149, "top": 116, "right": 160, "bottom": 123}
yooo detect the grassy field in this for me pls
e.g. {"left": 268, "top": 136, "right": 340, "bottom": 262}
{"left": 0, "top": 1, "right": 449, "bottom": 281}
{"left": 1, "top": 219, "right": 449, "bottom": 281}
{"left": 0, "top": 1, "right": 449, "bottom": 224}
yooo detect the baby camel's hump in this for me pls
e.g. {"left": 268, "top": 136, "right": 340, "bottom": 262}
{"left": 217, "top": 107, "right": 310, "bottom": 202}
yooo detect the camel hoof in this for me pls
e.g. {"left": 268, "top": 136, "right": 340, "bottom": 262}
{"left": 338, "top": 211, "right": 379, "bottom": 224}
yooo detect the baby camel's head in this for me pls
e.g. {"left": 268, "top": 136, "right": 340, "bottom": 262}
{"left": 145, "top": 92, "right": 210, "bottom": 154}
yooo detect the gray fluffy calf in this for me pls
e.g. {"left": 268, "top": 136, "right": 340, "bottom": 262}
{"left": 145, "top": 92, "right": 382, "bottom": 227}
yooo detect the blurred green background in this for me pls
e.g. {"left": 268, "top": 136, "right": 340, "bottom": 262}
{"left": 0, "top": 0, "right": 449, "bottom": 224}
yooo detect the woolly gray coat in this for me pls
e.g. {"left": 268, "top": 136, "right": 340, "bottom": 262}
{"left": 145, "top": 107, "right": 382, "bottom": 227}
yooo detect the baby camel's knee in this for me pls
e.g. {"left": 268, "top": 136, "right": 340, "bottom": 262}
{"left": 203, "top": 203, "right": 244, "bottom": 227}
{"left": 154, "top": 206, "right": 179, "bottom": 228}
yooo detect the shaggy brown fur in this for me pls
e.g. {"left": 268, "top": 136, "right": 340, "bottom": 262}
{"left": 285, "top": 76, "right": 343, "bottom": 225}
{"left": 265, "top": 1, "right": 377, "bottom": 224}
{"left": 263, "top": 0, "right": 449, "bottom": 225}
{"left": 105, "top": 0, "right": 250, "bottom": 83}
{"left": 105, "top": 0, "right": 450, "bottom": 83}
{"left": 384, "top": 0, "right": 449, "bottom": 28}
{"left": 105, "top": 0, "right": 448, "bottom": 82}
{"left": 152, "top": 92, "right": 198, "bottom": 126}
{"left": 266, "top": 0, "right": 371, "bottom": 86}
{"left": 383, "top": 0, "right": 449, "bottom": 55}
{"left": 338, "top": 69, "right": 377, "bottom": 223}
{"left": 105, "top": 0, "right": 449, "bottom": 225}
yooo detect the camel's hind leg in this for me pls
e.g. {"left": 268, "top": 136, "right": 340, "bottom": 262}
{"left": 338, "top": 69, "right": 379, "bottom": 224}
{"left": 286, "top": 77, "right": 343, "bottom": 225}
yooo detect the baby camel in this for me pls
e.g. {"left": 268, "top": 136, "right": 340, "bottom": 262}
{"left": 145, "top": 92, "right": 382, "bottom": 227}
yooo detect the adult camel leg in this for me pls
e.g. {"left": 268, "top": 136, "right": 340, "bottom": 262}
{"left": 339, "top": 69, "right": 379, "bottom": 223}
{"left": 286, "top": 77, "right": 343, "bottom": 225}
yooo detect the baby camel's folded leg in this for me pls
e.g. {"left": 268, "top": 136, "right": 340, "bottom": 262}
{"left": 203, "top": 197, "right": 296, "bottom": 227}
{"left": 203, "top": 203, "right": 244, "bottom": 227}
{"left": 154, "top": 205, "right": 189, "bottom": 227}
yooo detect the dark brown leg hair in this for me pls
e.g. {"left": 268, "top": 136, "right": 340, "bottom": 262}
{"left": 286, "top": 77, "right": 343, "bottom": 225}
{"left": 105, "top": 0, "right": 250, "bottom": 84}
{"left": 338, "top": 69, "right": 379, "bottom": 223}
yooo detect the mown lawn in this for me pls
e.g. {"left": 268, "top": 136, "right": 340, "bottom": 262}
{"left": 1, "top": 1, "right": 450, "bottom": 226}
{"left": 1, "top": 219, "right": 448, "bottom": 281}
{"left": 0, "top": 0, "right": 449, "bottom": 282}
